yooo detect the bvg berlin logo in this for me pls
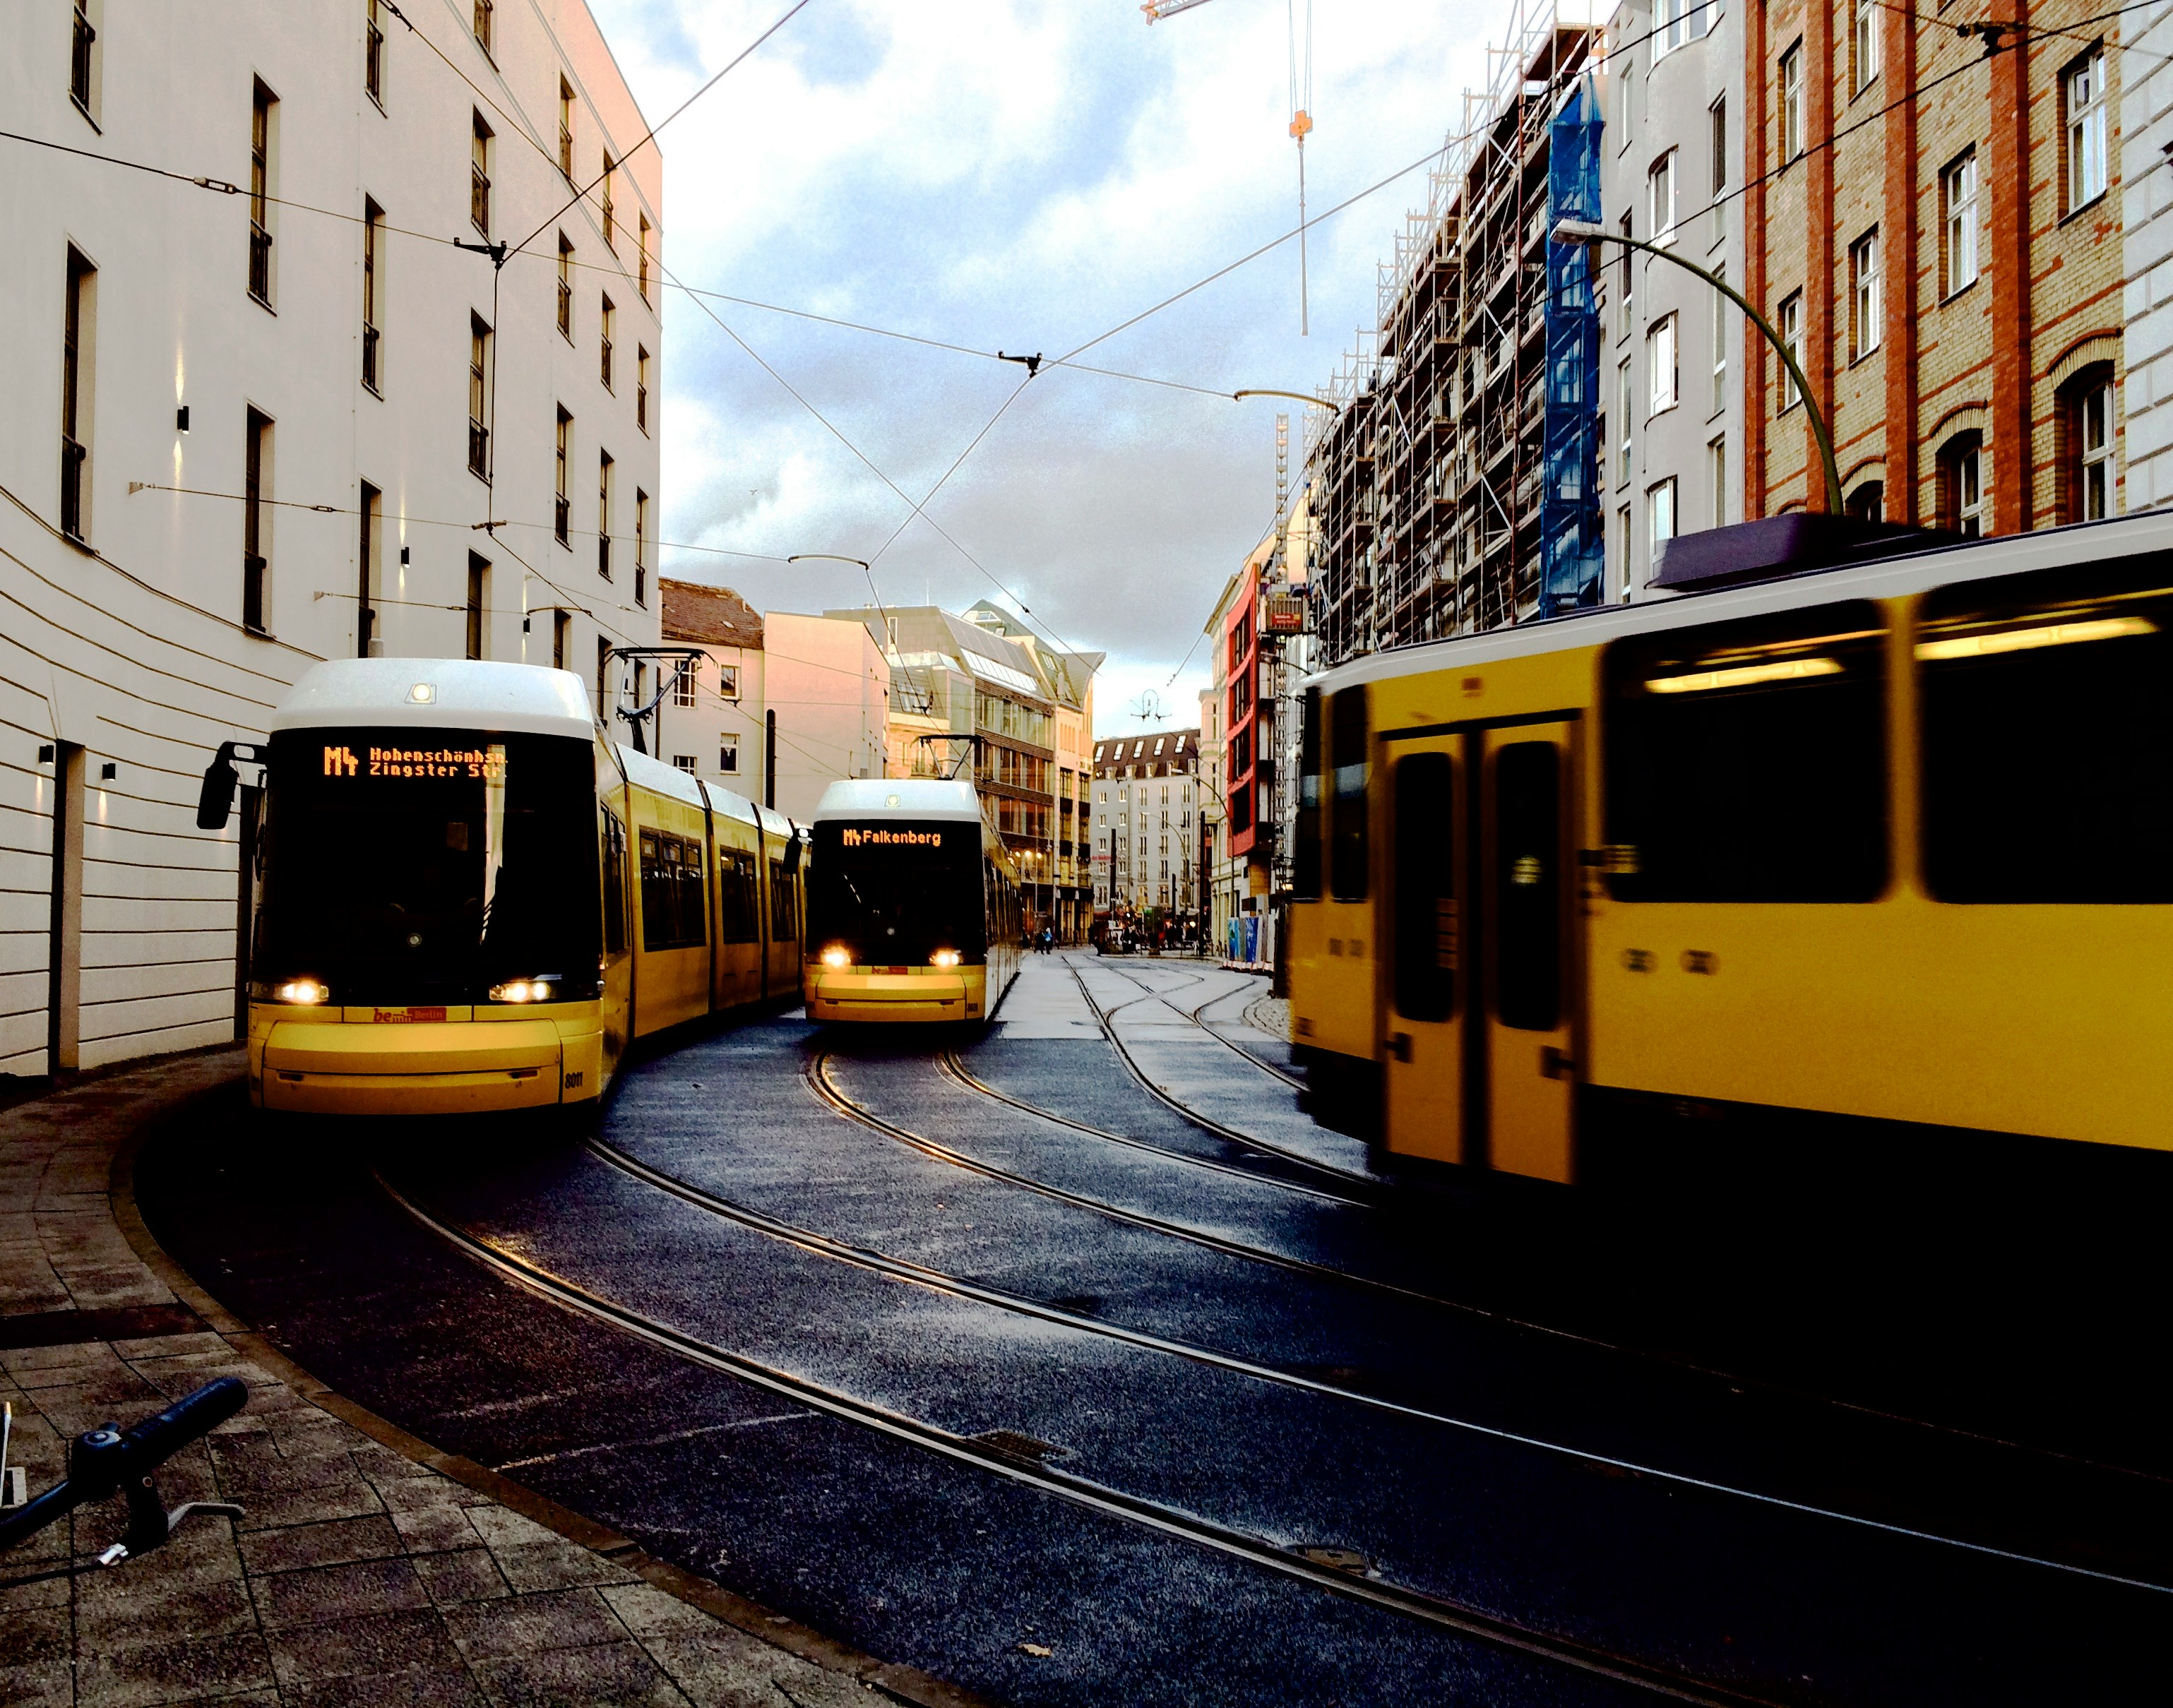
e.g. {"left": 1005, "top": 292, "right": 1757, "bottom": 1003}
{"left": 323, "top": 745, "right": 359, "bottom": 776}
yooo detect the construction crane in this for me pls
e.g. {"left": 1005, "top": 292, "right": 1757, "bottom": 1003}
{"left": 1141, "top": 0, "right": 1316, "bottom": 334}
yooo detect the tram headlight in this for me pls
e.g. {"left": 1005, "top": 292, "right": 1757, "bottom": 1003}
{"left": 487, "top": 978, "right": 555, "bottom": 1003}
{"left": 820, "top": 945, "right": 851, "bottom": 969}
{"left": 270, "top": 977, "right": 330, "bottom": 1005}
{"left": 930, "top": 949, "right": 960, "bottom": 969}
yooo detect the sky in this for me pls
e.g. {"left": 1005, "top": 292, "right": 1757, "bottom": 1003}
{"left": 584, "top": 0, "right": 1530, "bottom": 736}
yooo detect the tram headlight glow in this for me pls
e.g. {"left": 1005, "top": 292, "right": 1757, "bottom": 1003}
{"left": 930, "top": 949, "right": 960, "bottom": 969}
{"left": 488, "top": 978, "right": 555, "bottom": 1003}
{"left": 270, "top": 978, "right": 330, "bottom": 1005}
{"left": 821, "top": 945, "right": 852, "bottom": 969}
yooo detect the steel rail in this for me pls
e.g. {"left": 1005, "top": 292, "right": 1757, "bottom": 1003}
{"left": 1067, "top": 963, "right": 1368, "bottom": 1181}
{"left": 367, "top": 1166, "right": 1806, "bottom": 1706}
{"left": 581, "top": 1131, "right": 2173, "bottom": 1595}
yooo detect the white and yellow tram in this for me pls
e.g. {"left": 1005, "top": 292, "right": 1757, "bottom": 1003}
{"left": 200, "top": 659, "right": 806, "bottom": 1116}
{"left": 802, "top": 779, "right": 1022, "bottom": 1023}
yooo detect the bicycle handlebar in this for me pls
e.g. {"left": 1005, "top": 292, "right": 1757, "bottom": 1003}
{"left": 0, "top": 1376, "right": 248, "bottom": 1554}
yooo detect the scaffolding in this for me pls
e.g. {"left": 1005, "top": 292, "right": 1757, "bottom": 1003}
{"left": 1303, "top": 0, "right": 1600, "bottom": 667}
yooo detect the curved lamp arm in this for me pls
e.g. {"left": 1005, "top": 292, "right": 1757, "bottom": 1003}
{"left": 1553, "top": 220, "right": 1844, "bottom": 517}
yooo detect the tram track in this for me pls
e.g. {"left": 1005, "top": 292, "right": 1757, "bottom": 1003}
{"left": 370, "top": 1161, "right": 1809, "bottom": 1708}
{"left": 1089, "top": 958, "right": 1311, "bottom": 1093}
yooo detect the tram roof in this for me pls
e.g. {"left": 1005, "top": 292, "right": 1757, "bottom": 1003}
{"left": 811, "top": 778, "right": 984, "bottom": 823}
{"left": 271, "top": 659, "right": 597, "bottom": 740}
{"left": 1304, "top": 512, "right": 2173, "bottom": 696}
{"left": 612, "top": 743, "right": 793, "bottom": 837}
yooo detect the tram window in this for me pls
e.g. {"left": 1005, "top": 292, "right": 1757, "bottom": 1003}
{"left": 1329, "top": 686, "right": 1370, "bottom": 900}
{"left": 639, "top": 830, "right": 705, "bottom": 949}
{"left": 601, "top": 809, "right": 626, "bottom": 955}
{"left": 1920, "top": 557, "right": 2173, "bottom": 902}
{"left": 1603, "top": 602, "right": 1888, "bottom": 902}
{"left": 718, "top": 849, "right": 760, "bottom": 941}
{"left": 1392, "top": 751, "right": 1455, "bottom": 1022}
{"left": 768, "top": 857, "right": 797, "bottom": 941}
{"left": 1495, "top": 743, "right": 1560, "bottom": 1030}
{"left": 1294, "top": 687, "right": 1323, "bottom": 901}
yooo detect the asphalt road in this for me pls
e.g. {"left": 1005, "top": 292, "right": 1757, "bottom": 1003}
{"left": 136, "top": 953, "right": 2173, "bottom": 1707}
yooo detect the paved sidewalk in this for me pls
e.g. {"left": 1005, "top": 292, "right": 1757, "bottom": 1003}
{"left": 0, "top": 1052, "right": 981, "bottom": 1708}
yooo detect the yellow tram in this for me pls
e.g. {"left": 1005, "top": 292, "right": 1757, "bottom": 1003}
{"left": 1288, "top": 513, "right": 2173, "bottom": 1184}
{"left": 198, "top": 659, "right": 806, "bottom": 1116}
{"left": 802, "top": 779, "right": 1022, "bottom": 1023}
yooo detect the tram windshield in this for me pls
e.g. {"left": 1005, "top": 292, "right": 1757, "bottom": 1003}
{"left": 808, "top": 820, "right": 986, "bottom": 962}
{"left": 252, "top": 729, "right": 600, "bottom": 1004}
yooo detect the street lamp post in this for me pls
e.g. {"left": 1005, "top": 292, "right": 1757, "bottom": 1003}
{"left": 1552, "top": 219, "right": 1844, "bottom": 518}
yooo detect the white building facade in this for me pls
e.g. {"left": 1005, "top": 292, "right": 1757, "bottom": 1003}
{"left": 1600, "top": 0, "right": 1744, "bottom": 595}
{"left": 1, "top": 0, "right": 661, "bottom": 1077}
{"left": 2126, "top": 6, "right": 2173, "bottom": 508}
{"left": 1089, "top": 730, "right": 1201, "bottom": 936}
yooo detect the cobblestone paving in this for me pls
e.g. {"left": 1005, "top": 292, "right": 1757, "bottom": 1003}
{"left": 0, "top": 1053, "right": 949, "bottom": 1708}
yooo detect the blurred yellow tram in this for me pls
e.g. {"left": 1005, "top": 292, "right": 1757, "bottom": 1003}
{"left": 1287, "top": 513, "right": 2173, "bottom": 1185}
{"left": 198, "top": 659, "right": 806, "bottom": 1116}
{"left": 802, "top": 778, "right": 1022, "bottom": 1023}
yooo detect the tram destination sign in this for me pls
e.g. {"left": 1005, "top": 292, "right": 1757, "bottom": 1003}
{"left": 839, "top": 827, "right": 942, "bottom": 849}
{"left": 321, "top": 743, "right": 508, "bottom": 781}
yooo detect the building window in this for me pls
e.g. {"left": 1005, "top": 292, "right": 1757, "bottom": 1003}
{"left": 250, "top": 82, "right": 276, "bottom": 305}
{"left": 600, "top": 295, "right": 614, "bottom": 390}
{"left": 1778, "top": 43, "right": 1804, "bottom": 164}
{"left": 559, "top": 77, "right": 574, "bottom": 179}
{"left": 1851, "top": 0, "right": 1879, "bottom": 90}
{"left": 1709, "top": 436, "right": 1727, "bottom": 527}
{"left": 466, "top": 554, "right": 487, "bottom": 659}
{"left": 472, "top": 0, "right": 492, "bottom": 55}
{"left": 2066, "top": 49, "right": 2107, "bottom": 211}
{"left": 670, "top": 660, "right": 696, "bottom": 707}
{"left": 717, "top": 664, "right": 739, "bottom": 701}
{"left": 1617, "top": 502, "right": 1632, "bottom": 598}
{"left": 1778, "top": 292, "right": 1803, "bottom": 410}
{"left": 71, "top": 0, "right": 100, "bottom": 120}
{"left": 470, "top": 110, "right": 492, "bottom": 236}
{"left": 1618, "top": 60, "right": 1633, "bottom": 150}
{"left": 637, "top": 346, "right": 650, "bottom": 434}
{"left": 638, "top": 213, "right": 652, "bottom": 302}
{"left": 1710, "top": 264, "right": 1727, "bottom": 414}
{"left": 1657, "top": 0, "right": 1688, "bottom": 56}
{"left": 1617, "top": 211, "right": 1633, "bottom": 334}
{"left": 554, "top": 407, "right": 571, "bottom": 543}
{"left": 468, "top": 316, "right": 491, "bottom": 479}
{"left": 634, "top": 488, "right": 648, "bottom": 607}
{"left": 719, "top": 736, "right": 739, "bottom": 775}
{"left": 60, "top": 249, "right": 94, "bottom": 542}
{"left": 1846, "top": 480, "right": 1883, "bottom": 522}
{"left": 552, "top": 609, "right": 569, "bottom": 670}
{"left": 1848, "top": 228, "right": 1881, "bottom": 361}
{"left": 1710, "top": 96, "right": 1726, "bottom": 196}
{"left": 362, "top": 198, "right": 383, "bottom": 393}
{"left": 1617, "top": 357, "right": 1633, "bottom": 484}
{"left": 671, "top": 755, "right": 697, "bottom": 775}
{"left": 2064, "top": 371, "right": 2116, "bottom": 522}
{"left": 365, "top": 0, "right": 384, "bottom": 108}
{"left": 244, "top": 409, "right": 271, "bottom": 633}
{"left": 1649, "top": 315, "right": 1678, "bottom": 413}
{"left": 1941, "top": 150, "right": 1978, "bottom": 297}
{"left": 597, "top": 450, "right": 613, "bottom": 579}
{"left": 1648, "top": 477, "right": 1677, "bottom": 555}
{"left": 1941, "top": 434, "right": 1987, "bottom": 536}
{"left": 558, "top": 234, "right": 573, "bottom": 339}
{"left": 1649, "top": 150, "right": 1677, "bottom": 242}
{"left": 357, "top": 481, "right": 381, "bottom": 657}
{"left": 601, "top": 150, "right": 615, "bottom": 248}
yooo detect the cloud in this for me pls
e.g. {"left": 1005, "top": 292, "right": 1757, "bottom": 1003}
{"left": 585, "top": 0, "right": 1516, "bottom": 734}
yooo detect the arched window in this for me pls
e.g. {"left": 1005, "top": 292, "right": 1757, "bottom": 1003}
{"left": 1937, "top": 433, "right": 1987, "bottom": 537}
{"left": 2056, "top": 364, "right": 2117, "bottom": 523}
{"left": 1845, "top": 480, "right": 1883, "bottom": 522}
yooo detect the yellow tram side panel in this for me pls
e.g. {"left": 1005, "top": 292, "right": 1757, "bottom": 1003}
{"left": 1286, "top": 900, "right": 1373, "bottom": 1066}
{"left": 759, "top": 828, "right": 803, "bottom": 1000}
{"left": 629, "top": 781, "right": 712, "bottom": 1039}
{"left": 710, "top": 816, "right": 765, "bottom": 1012}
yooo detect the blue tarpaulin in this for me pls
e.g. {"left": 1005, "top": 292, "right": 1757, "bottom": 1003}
{"left": 1541, "top": 75, "right": 1605, "bottom": 617}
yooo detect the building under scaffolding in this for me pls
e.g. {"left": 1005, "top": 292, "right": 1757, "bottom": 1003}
{"left": 1306, "top": 1, "right": 1602, "bottom": 668}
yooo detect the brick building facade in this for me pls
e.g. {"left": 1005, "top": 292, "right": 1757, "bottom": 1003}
{"left": 1745, "top": 1, "right": 2125, "bottom": 530}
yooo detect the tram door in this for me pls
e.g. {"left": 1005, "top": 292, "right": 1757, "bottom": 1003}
{"left": 1382, "top": 721, "right": 1578, "bottom": 1182}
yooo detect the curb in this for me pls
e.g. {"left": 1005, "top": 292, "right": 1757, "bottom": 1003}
{"left": 104, "top": 1066, "right": 994, "bottom": 1708}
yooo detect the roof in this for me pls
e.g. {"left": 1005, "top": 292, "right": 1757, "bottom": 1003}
{"left": 661, "top": 580, "right": 765, "bottom": 649}
{"left": 811, "top": 778, "right": 984, "bottom": 823}
{"left": 1093, "top": 729, "right": 1201, "bottom": 768}
{"left": 271, "top": 659, "right": 596, "bottom": 739}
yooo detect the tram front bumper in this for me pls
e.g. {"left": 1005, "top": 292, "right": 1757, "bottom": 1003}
{"left": 255, "top": 1019, "right": 571, "bottom": 1114}
{"left": 805, "top": 969, "right": 973, "bottom": 1023}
